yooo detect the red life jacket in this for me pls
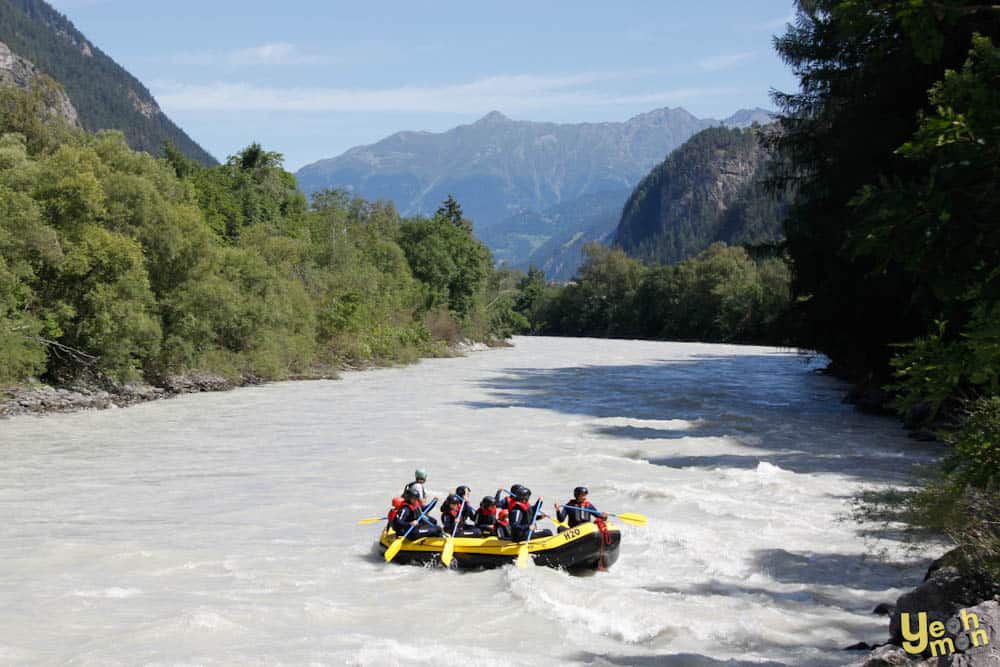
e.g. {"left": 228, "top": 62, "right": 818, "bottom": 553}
{"left": 479, "top": 506, "right": 497, "bottom": 518}
{"left": 510, "top": 500, "right": 530, "bottom": 513}
{"left": 387, "top": 497, "right": 406, "bottom": 523}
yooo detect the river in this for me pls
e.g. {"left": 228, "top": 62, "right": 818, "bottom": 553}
{"left": 0, "top": 336, "right": 941, "bottom": 665}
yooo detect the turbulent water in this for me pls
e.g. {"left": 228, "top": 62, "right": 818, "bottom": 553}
{"left": 0, "top": 337, "right": 942, "bottom": 665}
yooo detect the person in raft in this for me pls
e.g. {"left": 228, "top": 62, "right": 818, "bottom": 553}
{"left": 494, "top": 483, "right": 525, "bottom": 511}
{"left": 496, "top": 508, "right": 511, "bottom": 540}
{"left": 391, "top": 487, "right": 442, "bottom": 538}
{"left": 403, "top": 468, "right": 429, "bottom": 507}
{"left": 555, "top": 486, "right": 608, "bottom": 530}
{"left": 473, "top": 496, "right": 499, "bottom": 536}
{"left": 453, "top": 486, "right": 477, "bottom": 523}
{"left": 440, "top": 493, "right": 481, "bottom": 537}
{"left": 507, "top": 486, "right": 552, "bottom": 542}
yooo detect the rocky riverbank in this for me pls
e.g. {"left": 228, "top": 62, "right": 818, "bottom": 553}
{"left": 849, "top": 550, "right": 1000, "bottom": 666}
{"left": 0, "top": 373, "right": 242, "bottom": 418}
{"left": 1, "top": 340, "right": 498, "bottom": 419}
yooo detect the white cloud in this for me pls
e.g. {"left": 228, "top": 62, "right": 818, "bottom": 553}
{"left": 171, "top": 42, "right": 333, "bottom": 67}
{"left": 698, "top": 52, "right": 757, "bottom": 72}
{"left": 151, "top": 73, "right": 736, "bottom": 114}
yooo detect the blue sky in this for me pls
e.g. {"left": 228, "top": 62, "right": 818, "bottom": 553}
{"left": 48, "top": 0, "right": 800, "bottom": 171}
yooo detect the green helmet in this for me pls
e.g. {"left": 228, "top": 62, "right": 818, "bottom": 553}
{"left": 414, "top": 468, "right": 428, "bottom": 481}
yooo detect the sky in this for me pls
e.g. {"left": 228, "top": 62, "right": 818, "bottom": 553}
{"left": 47, "top": 0, "right": 800, "bottom": 171}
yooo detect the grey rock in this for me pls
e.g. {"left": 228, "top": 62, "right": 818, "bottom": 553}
{"left": 875, "top": 603, "right": 896, "bottom": 616}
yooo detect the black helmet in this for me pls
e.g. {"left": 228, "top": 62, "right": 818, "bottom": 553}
{"left": 574, "top": 486, "right": 589, "bottom": 497}
{"left": 455, "top": 485, "right": 471, "bottom": 497}
{"left": 515, "top": 486, "right": 531, "bottom": 501}
{"left": 480, "top": 496, "right": 495, "bottom": 508}
{"left": 403, "top": 486, "right": 418, "bottom": 501}
{"left": 510, "top": 483, "right": 525, "bottom": 496}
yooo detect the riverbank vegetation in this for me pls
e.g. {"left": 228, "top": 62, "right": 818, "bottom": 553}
{"left": 513, "top": 243, "right": 792, "bottom": 345}
{"left": 770, "top": 3, "right": 999, "bottom": 579}
{"left": 0, "top": 82, "right": 519, "bottom": 389}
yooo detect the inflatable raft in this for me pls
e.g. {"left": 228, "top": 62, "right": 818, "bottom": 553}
{"left": 379, "top": 521, "right": 621, "bottom": 571}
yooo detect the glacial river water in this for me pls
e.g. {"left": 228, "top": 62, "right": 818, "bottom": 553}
{"left": 0, "top": 337, "right": 942, "bottom": 665}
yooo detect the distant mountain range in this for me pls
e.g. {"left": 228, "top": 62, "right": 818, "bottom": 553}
{"left": 295, "top": 107, "right": 774, "bottom": 276}
{"left": 0, "top": 0, "right": 215, "bottom": 164}
{"left": 615, "top": 125, "right": 787, "bottom": 265}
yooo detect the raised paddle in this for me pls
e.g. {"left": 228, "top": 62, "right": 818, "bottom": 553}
{"left": 564, "top": 505, "right": 647, "bottom": 526}
{"left": 516, "top": 498, "right": 544, "bottom": 569}
{"left": 441, "top": 495, "right": 467, "bottom": 568}
{"left": 384, "top": 497, "right": 438, "bottom": 563}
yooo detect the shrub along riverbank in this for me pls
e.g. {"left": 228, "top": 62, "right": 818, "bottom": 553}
{"left": 0, "top": 83, "right": 524, "bottom": 399}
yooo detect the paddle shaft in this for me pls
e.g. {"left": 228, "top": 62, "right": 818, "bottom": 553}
{"left": 399, "top": 498, "right": 438, "bottom": 539}
{"left": 523, "top": 500, "right": 544, "bottom": 544}
{"left": 450, "top": 497, "right": 467, "bottom": 538}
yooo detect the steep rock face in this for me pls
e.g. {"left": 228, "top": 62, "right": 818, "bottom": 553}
{"left": 0, "top": 0, "right": 216, "bottom": 164}
{"left": 0, "top": 39, "right": 78, "bottom": 125}
{"left": 614, "top": 125, "right": 785, "bottom": 265}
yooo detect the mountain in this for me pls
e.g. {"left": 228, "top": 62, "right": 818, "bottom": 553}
{"left": 614, "top": 125, "right": 786, "bottom": 265}
{"left": 0, "top": 39, "right": 77, "bottom": 124}
{"left": 0, "top": 0, "right": 216, "bottom": 164}
{"left": 296, "top": 106, "right": 777, "bottom": 277}
{"left": 481, "top": 188, "right": 628, "bottom": 280}
{"left": 296, "top": 107, "right": 719, "bottom": 232}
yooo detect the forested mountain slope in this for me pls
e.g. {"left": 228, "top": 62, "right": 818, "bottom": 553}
{"left": 0, "top": 0, "right": 215, "bottom": 164}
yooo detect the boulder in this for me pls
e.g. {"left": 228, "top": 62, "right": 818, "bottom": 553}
{"left": 890, "top": 565, "right": 1000, "bottom": 647}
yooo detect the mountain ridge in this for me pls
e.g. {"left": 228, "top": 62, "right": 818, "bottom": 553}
{"left": 0, "top": 0, "right": 216, "bottom": 164}
{"left": 295, "top": 106, "right": 774, "bottom": 277}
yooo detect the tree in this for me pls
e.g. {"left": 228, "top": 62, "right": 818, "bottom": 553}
{"left": 435, "top": 194, "right": 472, "bottom": 232}
{"left": 770, "top": 0, "right": 999, "bottom": 381}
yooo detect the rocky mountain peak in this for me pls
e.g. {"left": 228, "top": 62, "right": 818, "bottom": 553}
{"left": 475, "top": 110, "right": 511, "bottom": 125}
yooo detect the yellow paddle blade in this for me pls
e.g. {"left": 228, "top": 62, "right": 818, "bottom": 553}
{"left": 441, "top": 536, "right": 455, "bottom": 567}
{"left": 384, "top": 537, "right": 404, "bottom": 562}
{"left": 547, "top": 514, "right": 568, "bottom": 529}
{"left": 358, "top": 516, "right": 385, "bottom": 525}
{"left": 516, "top": 543, "right": 530, "bottom": 568}
{"left": 615, "top": 512, "right": 647, "bottom": 526}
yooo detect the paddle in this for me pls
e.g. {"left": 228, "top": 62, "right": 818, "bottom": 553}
{"left": 546, "top": 508, "right": 568, "bottom": 529}
{"left": 441, "top": 496, "right": 467, "bottom": 568}
{"left": 564, "top": 504, "right": 647, "bottom": 526}
{"left": 358, "top": 516, "right": 387, "bottom": 525}
{"left": 516, "top": 498, "right": 544, "bottom": 569}
{"left": 384, "top": 497, "right": 438, "bottom": 563}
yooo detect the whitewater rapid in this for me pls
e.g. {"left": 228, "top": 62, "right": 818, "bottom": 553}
{"left": 0, "top": 337, "right": 941, "bottom": 665}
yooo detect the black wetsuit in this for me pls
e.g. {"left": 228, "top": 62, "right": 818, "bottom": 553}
{"left": 441, "top": 505, "right": 482, "bottom": 537}
{"left": 473, "top": 507, "right": 498, "bottom": 535}
{"left": 392, "top": 502, "right": 442, "bottom": 538}
{"left": 507, "top": 500, "right": 552, "bottom": 542}
{"left": 557, "top": 499, "right": 604, "bottom": 528}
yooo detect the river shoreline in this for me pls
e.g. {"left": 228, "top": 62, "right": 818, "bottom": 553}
{"left": 0, "top": 340, "right": 495, "bottom": 420}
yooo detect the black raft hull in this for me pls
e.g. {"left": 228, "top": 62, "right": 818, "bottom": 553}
{"left": 379, "top": 521, "right": 621, "bottom": 572}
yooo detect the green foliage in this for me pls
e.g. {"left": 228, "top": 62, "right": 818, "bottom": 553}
{"left": 944, "top": 396, "right": 1000, "bottom": 490}
{"left": 398, "top": 214, "right": 491, "bottom": 319}
{"left": 0, "top": 84, "right": 512, "bottom": 387}
{"left": 529, "top": 242, "right": 792, "bottom": 344}
{"left": 771, "top": 0, "right": 999, "bottom": 381}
